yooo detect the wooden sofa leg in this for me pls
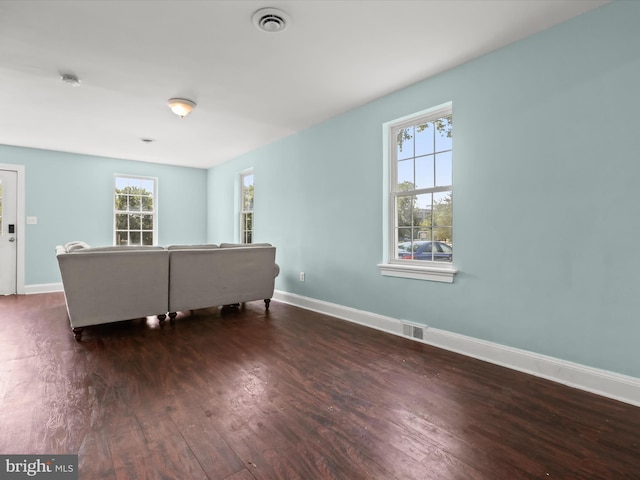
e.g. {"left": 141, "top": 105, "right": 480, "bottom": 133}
{"left": 158, "top": 314, "right": 166, "bottom": 326}
{"left": 169, "top": 312, "right": 178, "bottom": 323}
{"left": 264, "top": 299, "right": 271, "bottom": 310}
{"left": 72, "top": 327, "right": 84, "bottom": 341}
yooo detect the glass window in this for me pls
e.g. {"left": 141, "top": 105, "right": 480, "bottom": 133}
{"left": 114, "top": 175, "right": 157, "bottom": 245}
{"left": 390, "top": 106, "right": 452, "bottom": 263}
{"left": 240, "top": 171, "right": 254, "bottom": 244}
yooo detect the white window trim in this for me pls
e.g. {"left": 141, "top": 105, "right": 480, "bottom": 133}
{"left": 378, "top": 102, "right": 457, "bottom": 283}
{"left": 113, "top": 174, "right": 158, "bottom": 246}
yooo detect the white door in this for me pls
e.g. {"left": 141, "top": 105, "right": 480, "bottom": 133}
{"left": 0, "top": 169, "right": 18, "bottom": 295}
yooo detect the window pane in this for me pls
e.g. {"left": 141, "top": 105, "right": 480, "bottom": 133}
{"left": 433, "top": 192, "right": 452, "bottom": 227}
{"left": 435, "top": 227, "right": 453, "bottom": 245}
{"left": 397, "top": 239, "right": 414, "bottom": 259}
{"left": 396, "top": 195, "right": 415, "bottom": 227}
{"left": 141, "top": 195, "right": 153, "bottom": 212}
{"left": 141, "top": 214, "right": 153, "bottom": 230}
{"left": 116, "top": 214, "right": 128, "bottom": 230}
{"left": 115, "top": 177, "right": 129, "bottom": 190}
{"left": 128, "top": 195, "right": 141, "bottom": 211}
{"left": 140, "top": 179, "right": 154, "bottom": 193}
{"left": 397, "top": 227, "right": 412, "bottom": 244}
{"left": 142, "top": 232, "right": 153, "bottom": 245}
{"left": 129, "top": 231, "right": 141, "bottom": 245}
{"left": 242, "top": 174, "right": 254, "bottom": 211}
{"left": 396, "top": 127, "right": 414, "bottom": 160}
{"left": 415, "top": 122, "right": 435, "bottom": 156}
{"left": 115, "top": 194, "right": 127, "bottom": 210}
{"left": 439, "top": 241, "right": 453, "bottom": 253}
{"left": 243, "top": 187, "right": 253, "bottom": 211}
{"left": 415, "top": 154, "right": 434, "bottom": 189}
{"left": 397, "top": 158, "right": 414, "bottom": 187}
{"left": 435, "top": 116, "right": 452, "bottom": 152}
{"left": 415, "top": 192, "right": 432, "bottom": 212}
{"left": 244, "top": 212, "right": 253, "bottom": 231}
{"left": 129, "top": 214, "right": 141, "bottom": 230}
{"left": 415, "top": 193, "right": 432, "bottom": 237}
{"left": 116, "top": 231, "right": 128, "bottom": 245}
{"left": 435, "top": 151, "right": 452, "bottom": 187}
{"left": 418, "top": 228, "right": 432, "bottom": 241}
{"left": 128, "top": 178, "right": 142, "bottom": 190}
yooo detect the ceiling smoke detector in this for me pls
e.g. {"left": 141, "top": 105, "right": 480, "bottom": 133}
{"left": 252, "top": 8, "right": 290, "bottom": 33}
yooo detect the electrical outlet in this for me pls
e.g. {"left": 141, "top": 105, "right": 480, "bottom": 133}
{"left": 299, "top": 272, "right": 305, "bottom": 282}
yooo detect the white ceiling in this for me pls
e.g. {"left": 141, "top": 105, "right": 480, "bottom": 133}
{"left": 0, "top": 0, "right": 609, "bottom": 169}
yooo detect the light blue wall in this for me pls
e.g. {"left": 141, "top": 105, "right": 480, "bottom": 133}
{"left": 0, "top": 145, "right": 207, "bottom": 285}
{"left": 207, "top": 1, "right": 640, "bottom": 378}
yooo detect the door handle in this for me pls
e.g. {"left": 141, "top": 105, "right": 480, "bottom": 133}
{"left": 8, "top": 237, "right": 15, "bottom": 242}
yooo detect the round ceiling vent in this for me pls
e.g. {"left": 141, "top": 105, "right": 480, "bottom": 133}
{"left": 252, "top": 8, "right": 290, "bottom": 33}
{"left": 60, "top": 73, "right": 81, "bottom": 86}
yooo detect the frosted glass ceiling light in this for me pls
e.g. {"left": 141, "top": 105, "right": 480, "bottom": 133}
{"left": 167, "top": 98, "right": 196, "bottom": 118}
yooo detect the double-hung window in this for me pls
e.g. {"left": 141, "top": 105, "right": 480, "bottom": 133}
{"left": 379, "top": 102, "right": 456, "bottom": 282}
{"left": 240, "top": 170, "right": 254, "bottom": 244}
{"left": 114, "top": 175, "right": 157, "bottom": 246}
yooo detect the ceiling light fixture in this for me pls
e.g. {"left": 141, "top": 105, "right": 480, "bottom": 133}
{"left": 252, "top": 8, "right": 290, "bottom": 33}
{"left": 167, "top": 98, "right": 196, "bottom": 118}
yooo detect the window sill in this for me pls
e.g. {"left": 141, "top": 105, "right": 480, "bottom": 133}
{"left": 377, "top": 262, "right": 458, "bottom": 283}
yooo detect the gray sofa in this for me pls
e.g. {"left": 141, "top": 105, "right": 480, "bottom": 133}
{"left": 168, "top": 243, "right": 279, "bottom": 316}
{"left": 55, "top": 242, "right": 279, "bottom": 340}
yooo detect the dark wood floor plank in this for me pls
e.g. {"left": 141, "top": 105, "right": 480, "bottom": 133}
{"left": 165, "top": 393, "right": 247, "bottom": 480}
{"left": 107, "top": 414, "right": 155, "bottom": 480}
{"left": 222, "top": 469, "right": 255, "bottom": 480}
{"left": 76, "top": 426, "right": 116, "bottom": 480}
{"left": 0, "top": 293, "right": 639, "bottom": 480}
{"left": 135, "top": 411, "right": 209, "bottom": 480}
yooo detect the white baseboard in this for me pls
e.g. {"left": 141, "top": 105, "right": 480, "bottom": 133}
{"left": 273, "top": 290, "right": 640, "bottom": 408}
{"left": 25, "top": 283, "right": 63, "bottom": 295}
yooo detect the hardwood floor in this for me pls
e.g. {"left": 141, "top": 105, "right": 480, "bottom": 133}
{"left": 0, "top": 293, "right": 638, "bottom": 479}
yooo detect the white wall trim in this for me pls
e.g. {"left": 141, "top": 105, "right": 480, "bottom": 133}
{"left": 273, "top": 290, "right": 640, "bottom": 408}
{"left": 25, "top": 283, "right": 63, "bottom": 295}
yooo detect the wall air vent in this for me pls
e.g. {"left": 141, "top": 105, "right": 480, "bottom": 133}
{"left": 252, "top": 8, "right": 291, "bottom": 33}
{"left": 401, "top": 321, "right": 425, "bottom": 340}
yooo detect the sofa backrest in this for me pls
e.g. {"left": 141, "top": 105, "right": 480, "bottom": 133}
{"left": 219, "top": 243, "right": 273, "bottom": 248}
{"left": 166, "top": 244, "right": 219, "bottom": 250}
{"left": 56, "top": 246, "right": 169, "bottom": 328}
{"left": 168, "top": 245, "right": 278, "bottom": 312}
